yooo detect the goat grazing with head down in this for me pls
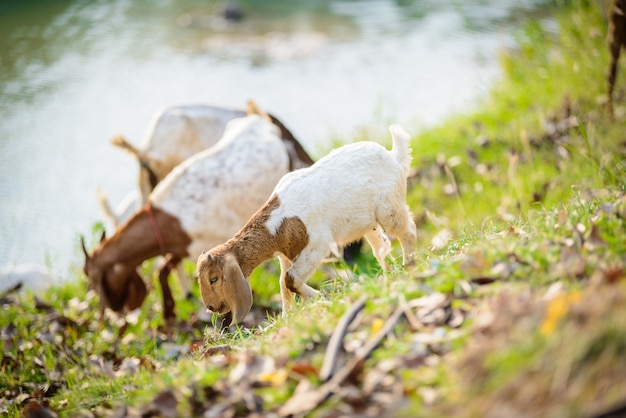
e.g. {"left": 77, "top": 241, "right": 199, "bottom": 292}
{"left": 82, "top": 106, "right": 309, "bottom": 323}
{"left": 98, "top": 102, "right": 313, "bottom": 228}
{"left": 196, "top": 124, "right": 417, "bottom": 326}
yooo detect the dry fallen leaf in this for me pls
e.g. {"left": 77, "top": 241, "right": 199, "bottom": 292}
{"left": 141, "top": 390, "right": 178, "bottom": 418}
{"left": 21, "top": 399, "right": 58, "bottom": 418}
{"left": 471, "top": 276, "right": 498, "bottom": 285}
{"left": 290, "top": 362, "right": 319, "bottom": 377}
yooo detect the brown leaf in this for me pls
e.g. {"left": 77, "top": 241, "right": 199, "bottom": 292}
{"left": 471, "top": 276, "right": 498, "bottom": 285}
{"left": 2, "top": 353, "right": 18, "bottom": 374}
{"left": 188, "top": 340, "right": 203, "bottom": 353}
{"left": 141, "top": 390, "right": 178, "bottom": 418}
{"left": 291, "top": 362, "right": 319, "bottom": 377}
{"left": 591, "top": 265, "right": 626, "bottom": 286}
{"left": 21, "top": 399, "right": 58, "bottom": 418}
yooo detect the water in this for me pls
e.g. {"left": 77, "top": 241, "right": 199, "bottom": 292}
{"left": 0, "top": 0, "right": 552, "bottom": 277}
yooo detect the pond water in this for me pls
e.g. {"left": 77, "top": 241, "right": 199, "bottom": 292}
{"left": 0, "top": 0, "right": 552, "bottom": 277}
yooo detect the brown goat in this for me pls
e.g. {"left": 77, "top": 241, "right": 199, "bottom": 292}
{"left": 607, "top": 0, "right": 626, "bottom": 117}
{"left": 82, "top": 207, "right": 188, "bottom": 321}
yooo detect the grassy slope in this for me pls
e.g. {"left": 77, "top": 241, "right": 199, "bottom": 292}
{"left": 2, "top": 1, "right": 626, "bottom": 416}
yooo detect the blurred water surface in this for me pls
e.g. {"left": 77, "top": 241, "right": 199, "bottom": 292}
{"left": 0, "top": 0, "right": 553, "bottom": 276}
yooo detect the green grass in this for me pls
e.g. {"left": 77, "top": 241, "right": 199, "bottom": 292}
{"left": 3, "top": 1, "right": 626, "bottom": 416}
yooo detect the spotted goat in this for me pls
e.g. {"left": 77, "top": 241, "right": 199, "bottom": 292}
{"left": 197, "top": 124, "right": 417, "bottom": 325}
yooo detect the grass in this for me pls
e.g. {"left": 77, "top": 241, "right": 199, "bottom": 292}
{"left": 2, "top": 0, "right": 626, "bottom": 416}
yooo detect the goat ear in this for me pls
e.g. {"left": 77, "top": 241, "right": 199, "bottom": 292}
{"left": 246, "top": 99, "right": 271, "bottom": 122}
{"left": 223, "top": 255, "right": 252, "bottom": 325}
{"left": 125, "top": 270, "right": 147, "bottom": 311}
{"left": 80, "top": 235, "right": 90, "bottom": 260}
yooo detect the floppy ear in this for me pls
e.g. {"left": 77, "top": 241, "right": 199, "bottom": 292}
{"left": 223, "top": 255, "right": 253, "bottom": 325}
{"left": 125, "top": 270, "right": 148, "bottom": 311}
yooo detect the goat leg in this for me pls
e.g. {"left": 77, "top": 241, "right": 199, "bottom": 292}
{"left": 157, "top": 255, "right": 179, "bottom": 323}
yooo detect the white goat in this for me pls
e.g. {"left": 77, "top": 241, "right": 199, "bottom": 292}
{"left": 99, "top": 102, "right": 313, "bottom": 227}
{"left": 196, "top": 124, "right": 417, "bottom": 325}
{"left": 82, "top": 109, "right": 296, "bottom": 322}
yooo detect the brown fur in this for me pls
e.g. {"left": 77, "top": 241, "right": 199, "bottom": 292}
{"left": 607, "top": 0, "right": 626, "bottom": 117}
{"left": 83, "top": 203, "right": 191, "bottom": 321}
{"left": 196, "top": 195, "right": 310, "bottom": 323}
{"left": 217, "top": 195, "right": 309, "bottom": 276}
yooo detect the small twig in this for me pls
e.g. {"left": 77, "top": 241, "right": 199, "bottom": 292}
{"left": 398, "top": 294, "right": 421, "bottom": 330}
{"left": 279, "top": 305, "right": 406, "bottom": 417}
{"left": 319, "top": 295, "right": 368, "bottom": 382}
{"left": 443, "top": 163, "right": 466, "bottom": 216}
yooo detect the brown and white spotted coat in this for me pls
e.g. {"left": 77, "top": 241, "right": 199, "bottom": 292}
{"left": 197, "top": 124, "right": 418, "bottom": 325}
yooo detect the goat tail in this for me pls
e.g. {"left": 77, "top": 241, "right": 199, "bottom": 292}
{"left": 111, "top": 134, "right": 157, "bottom": 181}
{"left": 389, "top": 124, "right": 413, "bottom": 176}
{"left": 111, "top": 135, "right": 143, "bottom": 159}
{"left": 95, "top": 186, "right": 120, "bottom": 228}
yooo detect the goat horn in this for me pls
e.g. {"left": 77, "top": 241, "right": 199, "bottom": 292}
{"left": 80, "top": 235, "right": 90, "bottom": 259}
{"left": 99, "top": 230, "right": 106, "bottom": 243}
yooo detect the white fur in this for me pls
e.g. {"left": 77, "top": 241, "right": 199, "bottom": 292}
{"left": 97, "top": 105, "right": 245, "bottom": 227}
{"left": 138, "top": 105, "right": 245, "bottom": 191}
{"left": 152, "top": 114, "right": 290, "bottom": 264}
{"left": 199, "top": 124, "right": 417, "bottom": 322}
{"left": 268, "top": 124, "right": 417, "bottom": 306}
